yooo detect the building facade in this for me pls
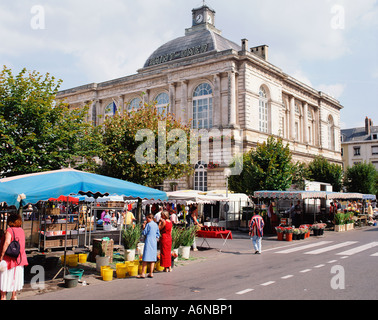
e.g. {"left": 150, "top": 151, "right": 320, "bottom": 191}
{"left": 341, "top": 117, "right": 378, "bottom": 170}
{"left": 57, "top": 5, "right": 343, "bottom": 191}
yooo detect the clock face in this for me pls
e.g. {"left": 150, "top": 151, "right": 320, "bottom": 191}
{"left": 207, "top": 15, "right": 212, "bottom": 24}
{"left": 195, "top": 14, "right": 203, "bottom": 23}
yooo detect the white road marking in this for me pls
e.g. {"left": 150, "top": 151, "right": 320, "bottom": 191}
{"left": 336, "top": 242, "right": 378, "bottom": 256}
{"left": 327, "top": 260, "right": 338, "bottom": 264}
{"left": 304, "top": 241, "right": 357, "bottom": 255}
{"left": 275, "top": 241, "right": 333, "bottom": 254}
{"left": 300, "top": 269, "right": 312, "bottom": 273}
{"left": 260, "top": 281, "right": 275, "bottom": 286}
{"left": 281, "top": 275, "right": 294, "bottom": 279}
{"left": 236, "top": 289, "right": 254, "bottom": 295}
{"left": 313, "top": 264, "right": 325, "bottom": 268}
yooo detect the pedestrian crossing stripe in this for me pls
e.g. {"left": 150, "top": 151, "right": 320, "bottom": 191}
{"left": 336, "top": 242, "right": 378, "bottom": 256}
{"left": 274, "top": 241, "right": 378, "bottom": 257}
{"left": 304, "top": 241, "right": 358, "bottom": 255}
{"left": 275, "top": 241, "right": 333, "bottom": 254}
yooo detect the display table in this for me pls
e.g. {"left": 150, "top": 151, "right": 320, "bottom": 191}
{"left": 196, "top": 227, "right": 232, "bottom": 252}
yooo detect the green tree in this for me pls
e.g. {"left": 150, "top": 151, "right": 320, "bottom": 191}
{"left": 0, "top": 66, "right": 100, "bottom": 177}
{"left": 344, "top": 162, "right": 378, "bottom": 195}
{"left": 306, "top": 156, "right": 343, "bottom": 192}
{"left": 97, "top": 101, "right": 193, "bottom": 187}
{"left": 228, "top": 136, "right": 294, "bottom": 196}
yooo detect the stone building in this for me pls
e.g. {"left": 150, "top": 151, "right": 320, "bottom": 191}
{"left": 57, "top": 4, "right": 343, "bottom": 192}
{"left": 341, "top": 117, "right": 378, "bottom": 170}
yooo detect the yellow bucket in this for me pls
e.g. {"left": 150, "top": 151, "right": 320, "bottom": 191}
{"left": 68, "top": 256, "right": 78, "bottom": 267}
{"left": 78, "top": 254, "right": 87, "bottom": 263}
{"left": 102, "top": 268, "right": 113, "bottom": 281}
{"left": 116, "top": 266, "right": 127, "bottom": 278}
{"left": 155, "top": 261, "right": 164, "bottom": 272}
{"left": 128, "top": 264, "right": 139, "bottom": 277}
{"left": 101, "top": 265, "right": 111, "bottom": 277}
{"left": 116, "top": 263, "right": 125, "bottom": 270}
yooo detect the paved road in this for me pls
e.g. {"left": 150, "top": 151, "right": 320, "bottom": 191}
{"left": 22, "top": 226, "right": 378, "bottom": 302}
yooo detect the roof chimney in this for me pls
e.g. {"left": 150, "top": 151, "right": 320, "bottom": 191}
{"left": 250, "top": 45, "right": 269, "bottom": 61}
{"left": 365, "top": 116, "right": 372, "bottom": 135}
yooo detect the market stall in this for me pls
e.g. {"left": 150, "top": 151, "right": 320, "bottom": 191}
{"left": 0, "top": 168, "right": 167, "bottom": 278}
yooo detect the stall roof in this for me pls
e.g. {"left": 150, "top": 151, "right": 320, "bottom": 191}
{"left": 253, "top": 190, "right": 327, "bottom": 200}
{"left": 165, "top": 190, "right": 230, "bottom": 205}
{"left": 254, "top": 190, "right": 373, "bottom": 201}
{"left": 0, "top": 168, "right": 167, "bottom": 208}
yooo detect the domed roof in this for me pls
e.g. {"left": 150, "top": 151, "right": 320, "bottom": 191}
{"left": 143, "top": 26, "right": 241, "bottom": 68}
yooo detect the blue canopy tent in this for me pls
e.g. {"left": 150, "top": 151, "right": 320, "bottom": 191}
{"left": 0, "top": 168, "right": 167, "bottom": 208}
{"left": 0, "top": 168, "right": 167, "bottom": 279}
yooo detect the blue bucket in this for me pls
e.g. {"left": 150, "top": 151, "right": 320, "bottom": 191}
{"left": 69, "top": 268, "right": 84, "bottom": 280}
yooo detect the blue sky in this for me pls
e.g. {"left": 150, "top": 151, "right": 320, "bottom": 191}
{"left": 1, "top": 0, "right": 377, "bottom": 129}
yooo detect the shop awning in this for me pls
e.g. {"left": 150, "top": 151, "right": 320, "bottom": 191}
{"left": 0, "top": 168, "right": 167, "bottom": 208}
{"left": 253, "top": 190, "right": 328, "bottom": 200}
{"left": 254, "top": 190, "right": 372, "bottom": 201}
{"left": 166, "top": 190, "right": 229, "bottom": 204}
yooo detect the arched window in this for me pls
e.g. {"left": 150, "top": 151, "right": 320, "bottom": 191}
{"left": 128, "top": 97, "right": 142, "bottom": 112}
{"left": 259, "top": 87, "right": 268, "bottom": 133}
{"left": 194, "top": 161, "right": 208, "bottom": 191}
{"left": 104, "top": 102, "right": 116, "bottom": 117}
{"left": 193, "top": 83, "right": 213, "bottom": 129}
{"left": 328, "top": 115, "right": 335, "bottom": 150}
{"left": 155, "top": 92, "right": 169, "bottom": 115}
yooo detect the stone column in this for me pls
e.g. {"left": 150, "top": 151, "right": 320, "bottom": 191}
{"left": 228, "top": 70, "right": 237, "bottom": 128}
{"left": 181, "top": 80, "right": 189, "bottom": 123}
{"left": 213, "top": 73, "right": 221, "bottom": 128}
{"left": 169, "top": 83, "right": 176, "bottom": 115}
{"left": 289, "top": 96, "right": 295, "bottom": 140}
{"left": 117, "top": 95, "right": 124, "bottom": 114}
{"left": 303, "top": 102, "right": 309, "bottom": 144}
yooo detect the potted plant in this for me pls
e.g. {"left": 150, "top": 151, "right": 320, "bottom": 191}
{"left": 122, "top": 224, "right": 142, "bottom": 261}
{"left": 345, "top": 213, "right": 354, "bottom": 231}
{"left": 275, "top": 226, "right": 284, "bottom": 241}
{"left": 171, "top": 226, "right": 181, "bottom": 261}
{"left": 284, "top": 227, "right": 293, "bottom": 241}
{"left": 292, "top": 228, "right": 300, "bottom": 240}
{"left": 178, "top": 226, "right": 196, "bottom": 259}
{"left": 95, "top": 240, "right": 110, "bottom": 272}
{"left": 334, "top": 213, "right": 345, "bottom": 232}
{"left": 312, "top": 224, "right": 320, "bottom": 236}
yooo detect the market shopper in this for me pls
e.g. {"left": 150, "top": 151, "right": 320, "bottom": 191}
{"left": 138, "top": 214, "right": 160, "bottom": 278}
{"left": 0, "top": 214, "right": 28, "bottom": 300}
{"left": 249, "top": 208, "right": 265, "bottom": 254}
{"left": 159, "top": 211, "right": 173, "bottom": 272}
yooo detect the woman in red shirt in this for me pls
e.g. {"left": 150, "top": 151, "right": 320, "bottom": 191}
{"left": 0, "top": 214, "right": 28, "bottom": 300}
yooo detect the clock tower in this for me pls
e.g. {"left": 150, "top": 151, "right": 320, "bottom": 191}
{"left": 192, "top": 5, "right": 215, "bottom": 27}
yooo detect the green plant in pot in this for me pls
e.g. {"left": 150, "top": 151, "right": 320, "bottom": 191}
{"left": 334, "top": 213, "right": 345, "bottom": 225}
{"left": 171, "top": 226, "right": 182, "bottom": 250}
{"left": 122, "top": 224, "right": 142, "bottom": 261}
{"left": 178, "top": 226, "right": 197, "bottom": 259}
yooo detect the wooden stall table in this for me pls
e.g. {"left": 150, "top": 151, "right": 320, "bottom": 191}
{"left": 196, "top": 227, "right": 233, "bottom": 252}
{"left": 356, "top": 214, "right": 368, "bottom": 227}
